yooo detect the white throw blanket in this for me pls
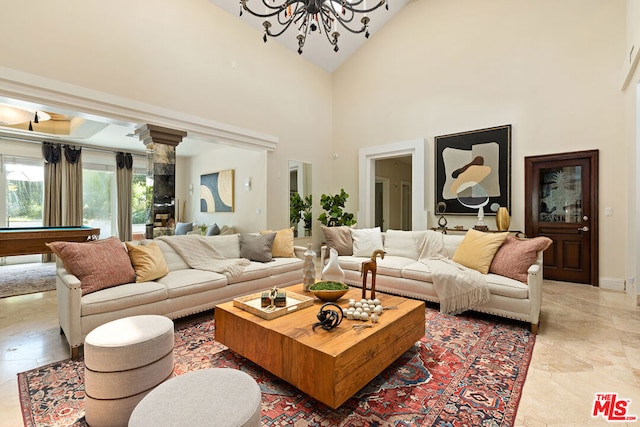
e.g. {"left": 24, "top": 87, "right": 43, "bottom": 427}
{"left": 157, "top": 235, "right": 250, "bottom": 278}
{"left": 419, "top": 231, "right": 490, "bottom": 315}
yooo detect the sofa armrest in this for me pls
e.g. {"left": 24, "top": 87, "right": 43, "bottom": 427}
{"left": 526, "top": 251, "right": 544, "bottom": 328}
{"left": 56, "top": 268, "right": 84, "bottom": 354}
{"left": 293, "top": 245, "right": 307, "bottom": 259}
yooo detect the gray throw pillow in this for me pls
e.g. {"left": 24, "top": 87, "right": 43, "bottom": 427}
{"left": 205, "top": 224, "right": 220, "bottom": 236}
{"left": 240, "top": 232, "right": 276, "bottom": 262}
{"left": 175, "top": 222, "right": 193, "bottom": 235}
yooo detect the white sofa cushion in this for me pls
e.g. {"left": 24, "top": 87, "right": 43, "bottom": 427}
{"left": 269, "top": 257, "right": 304, "bottom": 275}
{"left": 442, "top": 234, "right": 465, "bottom": 258}
{"left": 203, "top": 234, "right": 241, "bottom": 259}
{"left": 81, "top": 282, "right": 168, "bottom": 316}
{"left": 383, "top": 230, "right": 427, "bottom": 260}
{"left": 337, "top": 256, "right": 366, "bottom": 272}
{"left": 157, "top": 270, "right": 227, "bottom": 298}
{"left": 153, "top": 240, "right": 190, "bottom": 271}
{"left": 351, "top": 227, "right": 384, "bottom": 257}
{"left": 401, "top": 261, "right": 433, "bottom": 283}
{"left": 227, "top": 261, "right": 272, "bottom": 284}
{"left": 376, "top": 256, "right": 416, "bottom": 278}
{"left": 484, "top": 273, "right": 529, "bottom": 299}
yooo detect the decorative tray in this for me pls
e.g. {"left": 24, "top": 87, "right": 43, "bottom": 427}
{"left": 233, "top": 290, "right": 314, "bottom": 320}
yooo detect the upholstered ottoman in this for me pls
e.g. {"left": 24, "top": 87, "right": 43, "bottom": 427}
{"left": 128, "top": 368, "right": 261, "bottom": 427}
{"left": 84, "top": 315, "right": 175, "bottom": 427}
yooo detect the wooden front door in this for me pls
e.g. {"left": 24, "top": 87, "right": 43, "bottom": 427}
{"left": 525, "top": 150, "right": 599, "bottom": 285}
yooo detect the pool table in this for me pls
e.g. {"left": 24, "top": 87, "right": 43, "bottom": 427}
{"left": 0, "top": 226, "right": 101, "bottom": 257}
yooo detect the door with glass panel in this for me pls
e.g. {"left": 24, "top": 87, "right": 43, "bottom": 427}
{"left": 525, "top": 150, "right": 598, "bottom": 285}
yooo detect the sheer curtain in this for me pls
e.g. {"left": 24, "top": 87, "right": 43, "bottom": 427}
{"left": 62, "top": 145, "right": 83, "bottom": 226}
{"left": 42, "top": 142, "right": 62, "bottom": 262}
{"left": 116, "top": 152, "right": 133, "bottom": 242}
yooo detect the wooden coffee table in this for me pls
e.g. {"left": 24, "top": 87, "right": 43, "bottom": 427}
{"left": 215, "top": 284, "right": 425, "bottom": 408}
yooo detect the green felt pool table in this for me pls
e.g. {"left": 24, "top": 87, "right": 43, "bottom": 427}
{"left": 0, "top": 226, "right": 101, "bottom": 257}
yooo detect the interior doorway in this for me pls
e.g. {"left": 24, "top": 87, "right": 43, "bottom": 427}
{"left": 359, "top": 139, "right": 427, "bottom": 230}
{"left": 401, "top": 181, "right": 412, "bottom": 230}
{"left": 525, "top": 150, "right": 599, "bottom": 285}
{"left": 374, "top": 179, "right": 389, "bottom": 231}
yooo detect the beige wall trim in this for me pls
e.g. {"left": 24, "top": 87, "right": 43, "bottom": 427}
{"left": 0, "top": 66, "right": 278, "bottom": 151}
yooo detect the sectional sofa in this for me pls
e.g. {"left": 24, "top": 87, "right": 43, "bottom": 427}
{"left": 52, "top": 231, "right": 304, "bottom": 358}
{"left": 320, "top": 227, "right": 551, "bottom": 333}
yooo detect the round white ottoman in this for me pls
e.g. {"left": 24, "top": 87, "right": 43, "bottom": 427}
{"left": 84, "top": 315, "right": 175, "bottom": 427}
{"left": 128, "top": 368, "right": 261, "bottom": 427}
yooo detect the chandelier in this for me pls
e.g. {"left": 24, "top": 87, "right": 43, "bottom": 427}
{"left": 239, "top": 0, "right": 388, "bottom": 54}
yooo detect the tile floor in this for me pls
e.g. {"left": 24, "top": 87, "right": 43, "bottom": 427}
{"left": 1, "top": 280, "right": 639, "bottom": 426}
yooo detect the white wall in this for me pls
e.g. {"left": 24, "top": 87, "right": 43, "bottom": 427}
{"left": 0, "top": 0, "right": 334, "bottom": 246}
{"left": 184, "top": 145, "right": 267, "bottom": 233}
{"left": 625, "top": 0, "right": 640, "bottom": 302}
{"left": 333, "top": 0, "right": 627, "bottom": 284}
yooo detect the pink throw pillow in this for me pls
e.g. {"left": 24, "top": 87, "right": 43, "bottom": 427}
{"left": 48, "top": 236, "right": 136, "bottom": 295}
{"left": 489, "top": 235, "right": 552, "bottom": 283}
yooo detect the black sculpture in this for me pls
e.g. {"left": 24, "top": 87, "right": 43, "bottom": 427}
{"left": 312, "top": 302, "right": 344, "bottom": 331}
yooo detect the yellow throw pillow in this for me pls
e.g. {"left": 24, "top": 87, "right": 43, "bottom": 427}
{"left": 260, "top": 227, "right": 295, "bottom": 258}
{"left": 126, "top": 242, "right": 169, "bottom": 282}
{"left": 452, "top": 229, "right": 509, "bottom": 274}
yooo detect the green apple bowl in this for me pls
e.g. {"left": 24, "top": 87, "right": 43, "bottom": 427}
{"left": 309, "top": 281, "right": 349, "bottom": 302}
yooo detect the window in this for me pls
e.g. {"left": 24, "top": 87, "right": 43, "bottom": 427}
{"left": 132, "top": 170, "right": 149, "bottom": 235}
{"left": 83, "top": 165, "right": 114, "bottom": 238}
{"left": 82, "top": 162, "right": 149, "bottom": 239}
{"left": 3, "top": 155, "right": 44, "bottom": 228}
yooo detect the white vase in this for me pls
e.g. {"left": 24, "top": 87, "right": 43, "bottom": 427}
{"left": 322, "top": 248, "right": 345, "bottom": 283}
{"left": 303, "top": 243, "right": 316, "bottom": 292}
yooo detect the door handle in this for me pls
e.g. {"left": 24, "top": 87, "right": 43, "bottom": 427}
{"left": 578, "top": 226, "right": 589, "bottom": 232}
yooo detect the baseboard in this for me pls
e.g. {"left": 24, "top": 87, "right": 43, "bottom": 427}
{"left": 599, "top": 278, "right": 625, "bottom": 292}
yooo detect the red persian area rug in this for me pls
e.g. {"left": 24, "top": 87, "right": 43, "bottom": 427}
{"left": 18, "top": 309, "right": 535, "bottom": 427}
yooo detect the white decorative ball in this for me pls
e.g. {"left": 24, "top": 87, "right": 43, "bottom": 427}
{"left": 360, "top": 312, "right": 369, "bottom": 321}
{"left": 353, "top": 311, "right": 361, "bottom": 320}
{"left": 371, "top": 313, "right": 379, "bottom": 323}
{"left": 373, "top": 306, "right": 383, "bottom": 315}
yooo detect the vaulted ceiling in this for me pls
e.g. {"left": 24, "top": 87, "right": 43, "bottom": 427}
{"left": 0, "top": 0, "right": 409, "bottom": 155}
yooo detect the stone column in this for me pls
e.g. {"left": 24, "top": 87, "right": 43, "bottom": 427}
{"left": 135, "top": 124, "right": 187, "bottom": 238}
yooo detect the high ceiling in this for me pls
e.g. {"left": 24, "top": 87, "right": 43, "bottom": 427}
{"left": 0, "top": 0, "right": 408, "bottom": 154}
{"left": 210, "top": 0, "right": 410, "bottom": 72}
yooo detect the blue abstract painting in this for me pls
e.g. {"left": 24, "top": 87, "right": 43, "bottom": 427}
{"left": 200, "top": 169, "right": 234, "bottom": 212}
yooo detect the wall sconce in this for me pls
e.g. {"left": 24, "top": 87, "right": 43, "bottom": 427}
{"left": 244, "top": 177, "right": 251, "bottom": 191}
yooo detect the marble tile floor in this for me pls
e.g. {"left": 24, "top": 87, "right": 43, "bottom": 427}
{"left": 0, "top": 281, "right": 639, "bottom": 427}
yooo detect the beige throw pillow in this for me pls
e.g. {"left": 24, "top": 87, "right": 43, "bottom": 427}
{"left": 126, "top": 242, "right": 170, "bottom": 282}
{"left": 260, "top": 227, "right": 295, "bottom": 258}
{"left": 452, "top": 229, "right": 508, "bottom": 274}
{"left": 321, "top": 225, "right": 353, "bottom": 256}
